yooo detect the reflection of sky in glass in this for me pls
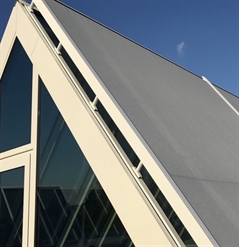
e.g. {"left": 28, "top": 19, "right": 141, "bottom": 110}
{"left": 0, "top": 167, "right": 24, "bottom": 247}
{"left": 37, "top": 80, "right": 133, "bottom": 247}
{"left": 40, "top": 124, "right": 91, "bottom": 189}
{"left": 0, "top": 38, "right": 32, "bottom": 152}
{"left": 38, "top": 79, "right": 91, "bottom": 189}
{"left": 0, "top": 167, "right": 24, "bottom": 188}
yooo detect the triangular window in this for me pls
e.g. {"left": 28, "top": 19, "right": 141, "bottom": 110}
{"left": 36, "top": 79, "right": 134, "bottom": 247}
{"left": 0, "top": 38, "right": 32, "bottom": 152}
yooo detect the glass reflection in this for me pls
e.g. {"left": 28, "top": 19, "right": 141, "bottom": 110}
{"left": 0, "top": 167, "right": 24, "bottom": 247}
{"left": 33, "top": 9, "right": 59, "bottom": 47}
{"left": 0, "top": 38, "right": 32, "bottom": 152}
{"left": 36, "top": 79, "right": 133, "bottom": 247}
{"left": 60, "top": 46, "right": 96, "bottom": 102}
{"left": 96, "top": 101, "right": 139, "bottom": 166}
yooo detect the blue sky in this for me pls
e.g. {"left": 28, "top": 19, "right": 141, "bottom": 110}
{"left": 1, "top": 0, "right": 238, "bottom": 96}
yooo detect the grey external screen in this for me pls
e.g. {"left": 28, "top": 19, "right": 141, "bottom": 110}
{"left": 0, "top": 38, "right": 32, "bottom": 153}
{"left": 0, "top": 167, "right": 24, "bottom": 247}
{"left": 36, "top": 79, "right": 134, "bottom": 247}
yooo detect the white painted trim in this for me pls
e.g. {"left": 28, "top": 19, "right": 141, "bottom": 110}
{"left": 0, "top": 152, "right": 29, "bottom": 172}
{"left": 31, "top": 1, "right": 218, "bottom": 246}
{"left": 202, "top": 76, "right": 239, "bottom": 116}
{"left": 22, "top": 153, "right": 31, "bottom": 247}
{"left": 27, "top": 65, "right": 39, "bottom": 247}
{"left": 0, "top": 144, "right": 33, "bottom": 161}
{"left": 0, "top": 152, "right": 31, "bottom": 247}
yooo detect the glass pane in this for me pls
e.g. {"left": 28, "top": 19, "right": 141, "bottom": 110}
{"left": 33, "top": 9, "right": 59, "bottom": 47}
{"left": 36, "top": 79, "right": 134, "bottom": 247}
{"left": 96, "top": 101, "right": 139, "bottom": 166}
{"left": 0, "top": 167, "right": 24, "bottom": 247}
{"left": 0, "top": 38, "right": 32, "bottom": 152}
{"left": 60, "top": 46, "right": 96, "bottom": 101}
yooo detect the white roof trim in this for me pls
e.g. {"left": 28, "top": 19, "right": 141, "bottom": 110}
{"left": 202, "top": 76, "right": 239, "bottom": 116}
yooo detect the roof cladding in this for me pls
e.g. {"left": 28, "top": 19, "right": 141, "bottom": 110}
{"left": 43, "top": 0, "right": 239, "bottom": 246}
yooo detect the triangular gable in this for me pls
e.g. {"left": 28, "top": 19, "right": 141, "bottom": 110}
{"left": 0, "top": 1, "right": 185, "bottom": 246}
{"left": 37, "top": 1, "right": 238, "bottom": 247}
{"left": 30, "top": 1, "right": 221, "bottom": 246}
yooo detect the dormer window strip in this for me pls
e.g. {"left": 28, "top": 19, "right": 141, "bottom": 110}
{"left": 26, "top": 4, "right": 197, "bottom": 247}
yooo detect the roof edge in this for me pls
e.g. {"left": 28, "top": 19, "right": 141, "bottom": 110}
{"left": 54, "top": 0, "right": 202, "bottom": 79}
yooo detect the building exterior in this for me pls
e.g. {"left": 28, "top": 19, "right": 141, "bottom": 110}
{"left": 0, "top": 0, "right": 238, "bottom": 246}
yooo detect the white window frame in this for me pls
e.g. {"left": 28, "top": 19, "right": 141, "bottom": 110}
{"left": 0, "top": 151, "right": 31, "bottom": 247}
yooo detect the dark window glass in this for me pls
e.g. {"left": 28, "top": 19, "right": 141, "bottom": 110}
{"left": 33, "top": 9, "right": 59, "bottom": 47}
{"left": 0, "top": 167, "right": 24, "bottom": 247}
{"left": 36, "top": 79, "right": 133, "bottom": 247}
{"left": 0, "top": 38, "right": 32, "bottom": 152}
{"left": 96, "top": 101, "right": 139, "bottom": 166}
{"left": 140, "top": 166, "right": 197, "bottom": 247}
{"left": 60, "top": 46, "right": 96, "bottom": 101}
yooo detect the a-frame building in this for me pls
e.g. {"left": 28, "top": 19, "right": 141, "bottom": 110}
{"left": 0, "top": 1, "right": 238, "bottom": 246}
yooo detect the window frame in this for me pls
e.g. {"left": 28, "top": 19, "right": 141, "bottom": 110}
{"left": 0, "top": 151, "right": 31, "bottom": 247}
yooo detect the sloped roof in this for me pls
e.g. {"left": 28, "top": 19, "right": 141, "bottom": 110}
{"left": 43, "top": 1, "right": 239, "bottom": 246}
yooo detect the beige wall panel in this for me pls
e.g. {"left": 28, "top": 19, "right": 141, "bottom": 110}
{"left": 16, "top": 4, "right": 39, "bottom": 60}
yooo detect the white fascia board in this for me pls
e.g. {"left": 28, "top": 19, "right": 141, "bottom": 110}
{"left": 202, "top": 76, "right": 239, "bottom": 116}
{"left": 0, "top": 3, "right": 17, "bottom": 79}
{"left": 30, "top": 1, "right": 219, "bottom": 246}
{"left": 13, "top": 2, "right": 178, "bottom": 246}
